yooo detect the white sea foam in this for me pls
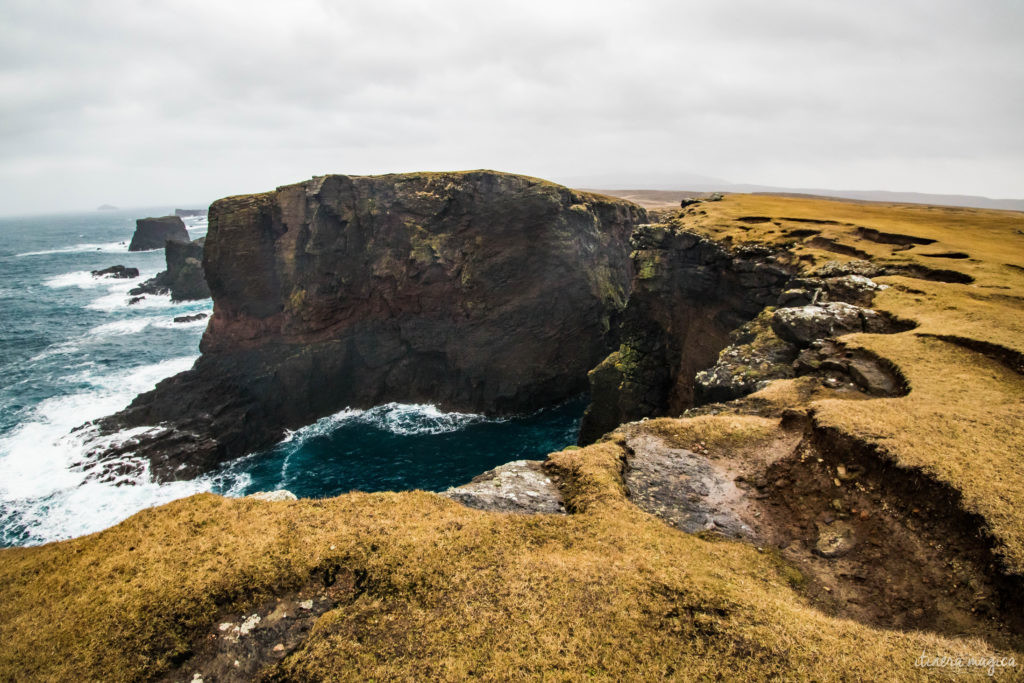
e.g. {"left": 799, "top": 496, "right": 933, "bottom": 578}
{"left": 86, "top": 286, "right": 180, "bottom": 311}
{"left": 281, "top": 402, "right": 488, "bottom": 446}
{"left": 89, "top": 318, "right": 154, "bottom": 336}
{"left": 17, "top": 241, "right": 128, "bottom": 257}
{"left": 44, "top": 270, "right": 112, "bottom": 289}
{"left": 0, "top": 356, "right": 204, "bottom": 545}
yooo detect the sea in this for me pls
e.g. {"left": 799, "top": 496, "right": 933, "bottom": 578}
{"left": 0, "top": 208, "right": 584, "bottom": 547}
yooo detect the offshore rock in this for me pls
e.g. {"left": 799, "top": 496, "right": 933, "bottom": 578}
{"left": 129, "top": 238, "right": 210, "bottom": 301}
{"left": 91, "top": 265, "right": 139, "bottom": 279}
{"left": 128, "top": 216, "right": 190, "bottom": 252}
{"left": 93, "top": 171, "right": 645, "bottom": 481}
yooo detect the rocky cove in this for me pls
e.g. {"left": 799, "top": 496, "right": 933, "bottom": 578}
{"left": 3, "top": 173, "right": 1024, "bottom": 680}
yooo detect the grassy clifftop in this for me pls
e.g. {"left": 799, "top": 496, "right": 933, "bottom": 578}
{"left": 1, "top": 193, "right": 1022, "bottom": 680}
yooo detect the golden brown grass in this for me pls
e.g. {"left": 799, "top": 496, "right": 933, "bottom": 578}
{"left": 1, "top": 443, "right": 1012, "bottom": 681}
{"left": 700, "top": 194, "right": 1024, "bottom": 572}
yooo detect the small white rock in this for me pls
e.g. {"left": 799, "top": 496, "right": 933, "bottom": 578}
{"left": 299, "top": 600, "right": 313, "bottom": 610}
{"left": 238, "top": 613, "right": 261, "bottom": 635}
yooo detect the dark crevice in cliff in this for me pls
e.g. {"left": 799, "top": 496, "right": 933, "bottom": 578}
{"left": 577, "top": 226, "right": 799, "bottom": 444}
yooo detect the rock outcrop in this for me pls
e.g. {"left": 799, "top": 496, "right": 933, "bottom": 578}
{"left": 91, "top": 265, "right": 139, "bottom": 279}
{"left": 441, "top": 460, "right": 565, "bottom": 514}
{"left": 128, "top": 215, "right": 190, "bottom": 251}
{"left": 578, "top": 224, "right": 796, "bottom": 443}
{"left": 129, "top": 238, "right": 210, "bottom": 301}
{"left": 91, "top": 171, "right": 646, "bottom": 480}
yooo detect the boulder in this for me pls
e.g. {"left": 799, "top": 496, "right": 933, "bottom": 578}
{"left": 771, "top": 302, "right": 880, "bottom": 347}
{"left": 128, "top": 216, "right": 190, "bottom": 252}
{"left": 815, "top": 520, "right": 856, "bottom": 558}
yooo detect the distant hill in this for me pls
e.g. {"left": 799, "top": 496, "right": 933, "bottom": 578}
{"left": 96, "top": 204, "right": 119, "bottom": 211}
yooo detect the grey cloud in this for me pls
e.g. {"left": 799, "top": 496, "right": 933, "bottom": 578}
{"left": 0, "top": 0, "right": 1021, "bottom": 214}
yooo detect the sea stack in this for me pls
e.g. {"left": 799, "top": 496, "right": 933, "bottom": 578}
{"left": 128, "top": 215, "right": 190, "bottom": 251}
{"left": 92, "top": 170, "right": 646, "bottom": 480}
{"left": 129, "top": 238, "right": 210, "bottom": 301}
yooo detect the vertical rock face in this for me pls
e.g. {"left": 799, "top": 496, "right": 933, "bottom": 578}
{"left": 165, "top": 238, "right": 210, "bottom": 300}
{"left": 578, "top": 224, "right": 795, "bottom": 443}
{"left": 128, "top": 216, "right": 190, "bottom": 251}
{"left": 128, "top": 238, "right": 210, "bottom": 301}
{"left": 96, "top": 171, "right": 646, "bottom": 480}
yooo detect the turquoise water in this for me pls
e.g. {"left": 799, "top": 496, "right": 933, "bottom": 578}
{"left": 0, "top": 210, "right": 583, "bottom": 547}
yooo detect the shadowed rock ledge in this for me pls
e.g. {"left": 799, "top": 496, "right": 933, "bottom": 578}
{"left": 90, "top": 171, "right": 646, "bottom": 480}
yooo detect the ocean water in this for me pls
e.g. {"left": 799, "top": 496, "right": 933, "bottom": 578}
{"left": 0, "top": 209, "right": 584, "bottom": 547}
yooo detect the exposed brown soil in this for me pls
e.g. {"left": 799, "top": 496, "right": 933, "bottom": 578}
{"left": 804, "top": 236, "right": 873, "bottom": 259}
{"left": 855, "top": 226, "right": 937, "bottom": 246}
{"left": 162, "top": 565, "right": 363, "bottom": 682}
{"left": 623, "top": 416, "right": 1024, "bottom": 652}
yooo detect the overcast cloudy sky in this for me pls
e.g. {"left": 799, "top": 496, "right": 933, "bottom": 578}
{"left": 1, "top": 0, "right": 1021, "bottom": 214}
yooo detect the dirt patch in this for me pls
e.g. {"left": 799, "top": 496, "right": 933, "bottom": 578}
{"left": 883, "top": 263, "right": 975, "bottom": 284}
{"left": 737, "top": 216, "right": 773, "bottom": 224}
{"left": 753, "top": 423, "right": 1024, "bottom": 648}
{"left": 804, "top": 236, "right": 873, "bottom": 259}
{"left": 854, "top": 227, "right": 937, "bottom": 246}
{"left": 162, "top": 568, "right": 361, "bottom": 682}
{"left": 780, "top": 217, "right": 844, "bottom": 226}
{"left": 618, "top": 416, "right": 1023, "bottom": 651}
{"left": 784, "top": 228, "right": 821, "bottom": 238}
{"left": 920, "top": 251, "right": 970, "bottom": 259}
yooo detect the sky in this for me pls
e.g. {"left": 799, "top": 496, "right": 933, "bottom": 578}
{"left": 1, "top": 0, "right": 1022, "bottom": 214}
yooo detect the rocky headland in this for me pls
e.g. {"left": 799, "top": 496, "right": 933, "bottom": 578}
{"left": 4, "top": 179, "right": 1024, "bottom": 680}
{"left": 128, "top": 215, "right": 190, "bottom": 251}
{"left": 90, "top": 171, "right": 645, "bottom": 480}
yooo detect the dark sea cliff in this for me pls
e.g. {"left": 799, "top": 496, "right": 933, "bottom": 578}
{"left": 0, "top": 209, "right": 582, "bottom": 547}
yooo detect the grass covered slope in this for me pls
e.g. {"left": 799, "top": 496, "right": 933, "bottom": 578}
{"left": 0, "top": 450, "right": 1011, "bottom": 681}
{"left": 1, "top": 193, "right": 1022, "bottom": 680}
{"left": 681, "top": 194, "right": 1024, "bottom": 572}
